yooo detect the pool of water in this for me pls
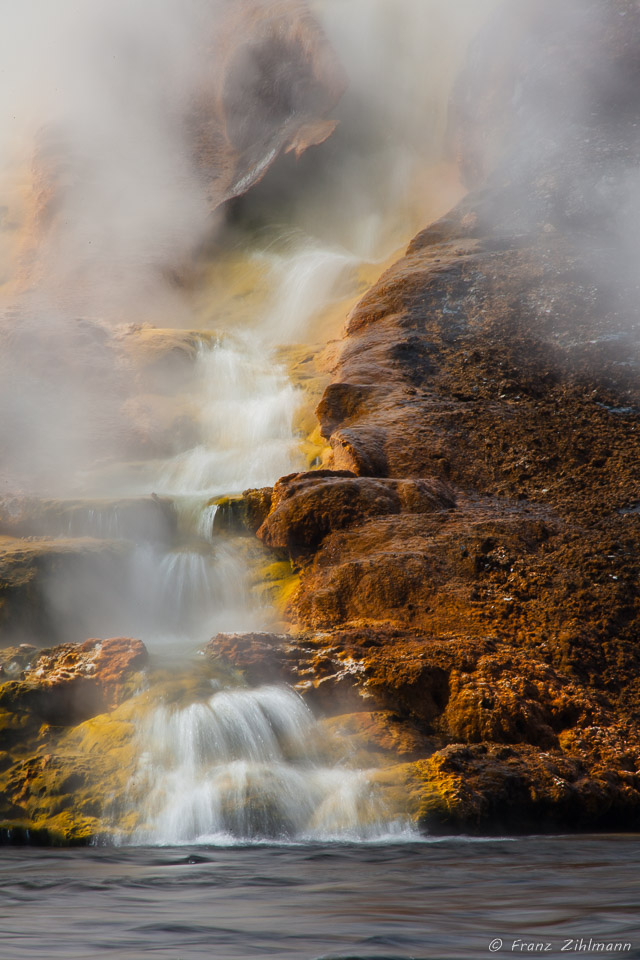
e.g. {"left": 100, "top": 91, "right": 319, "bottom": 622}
{"left": 1, "top": 837, "right": 639, "bottom": 959}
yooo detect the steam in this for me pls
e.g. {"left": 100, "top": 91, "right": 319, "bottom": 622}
{"left": 0, "top": 1, "right": 222, "bottom": 497}
{"left": 237, "top": 0, "right": 500, "bottom": 255}
{"left": 0, "top": 0, "right": 215, "bottom": 318}
{"left": 0, "top": 0, "right": 503, "bottom": 652}
{"left": 2, "top": 0, "right": 638, "bottom": 845}
{"left": 0, "top": 0, "right": 499, "bottom": 496}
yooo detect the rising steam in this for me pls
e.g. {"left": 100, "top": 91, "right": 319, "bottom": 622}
{"left": 0, "top": 0, "right": 499, "bottom": 653}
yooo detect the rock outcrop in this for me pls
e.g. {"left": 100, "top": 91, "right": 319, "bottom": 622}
{"left": 0, "top": 638, "right": 147, "bottom": 842}
{"left": 194, "top": 0, "right": 346, "bottom": 207}
{"left": 0, "top": 637, "right": 147, "bottom": 726}
{"left": 209, "top": 0, "right": 640, "bottom": 833}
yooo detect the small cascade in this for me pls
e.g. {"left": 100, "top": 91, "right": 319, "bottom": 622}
{"left": 171, "top": 496, "right": 218, "bottom": 542}
{"left": 196, "top": 503, "right": 218, "bottom": 542}
{"left": 157, "top": 336, "right": 304, "bottom": 496}
{"left": 154, "top": 551, "right": 221, "bottom": 622}
{"left": 41, "top": 537, "right": 260, "bottom": 650}
{"left": 256, "top": 244, "right": 359, "bottom": 341}
{"left": 129, "top": 685, "right": 402, "bottom": 844}
{"left": 65, "top": 505, "right": 126, "bottom": 540}
{"left": 151, "top": 546, "right": 250, "bottom": 633}
{"left": 2, "top": 497, "right": 174, "bottom": 544}
{"left": 126, "top": 542, "right": 260, "bottom": 643}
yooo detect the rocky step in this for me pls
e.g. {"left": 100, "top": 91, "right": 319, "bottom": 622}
{"left": 0, "top": 536, "right": 133, "bottom": 648}
{"left": 116, "top": 325, "right": 221, "bottom": 373}
{"left": 0, "top": 496, "right": 177, "bottom": 545}
{"left": 206, "top": 630, "right": 640, "bottom": 834}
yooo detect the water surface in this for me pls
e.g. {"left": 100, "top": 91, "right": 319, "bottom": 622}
{"left": 1, "top": 837, "right": 639, "bottom": 960}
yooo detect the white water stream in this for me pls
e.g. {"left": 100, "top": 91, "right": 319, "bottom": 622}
{"left": 34, "top": 241, "right": 361, "bottom": 655}
{"left": 116, "top": 243, "right": 357, "bottom": 647}
{"left": 118, "top": 238, "right": 406, "bottom": 843}
{"left": 130, "top": 685, "right": 403, "bottom": 844}
{"left": 156, "top": 334, "right": 304, "bottom": 497}
{"left": 58, "top": 232, "right": 405, "bottom": 843}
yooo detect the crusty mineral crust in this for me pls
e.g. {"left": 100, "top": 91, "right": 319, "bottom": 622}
{"left": 222, "top": 0, "right": 640, "bottom": 832}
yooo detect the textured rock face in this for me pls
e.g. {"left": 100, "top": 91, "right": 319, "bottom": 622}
{"left": 0, "top": 638, "right": 148, "bottom": 842}
{"left": 257, "top": 470, "right": 455, "bottom": 559}
{"left": 207, "top": 0, "right": 640, "bottom": 832}
{"left": 0, "top": 637, "right": 147, "bottom": 725}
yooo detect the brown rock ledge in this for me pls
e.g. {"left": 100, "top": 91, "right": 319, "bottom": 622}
{"left": 224, "top": 0, "right": 640, "bottom": 833}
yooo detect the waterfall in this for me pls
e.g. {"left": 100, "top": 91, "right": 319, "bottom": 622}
{"left": 123, "top": 542, "right": 261, "bottom": 645}
{"left": 128, "top": 685, "right": 402, "bottom": 844}
{"left": 156, "top": 336, "right": 304, "bottom": 497}
{"left": 66, "top": 505, "right": 126, "bottom": 540}
{"left": 107, "top": 236, "right": 411, "bottom": 842}
{"left": 150, "top": 546, "right": 252, "bottom": 634}
{"left": 196, "top": 502, "right": 218, "bottom": 542}
{"left": 256, "top": 243, "right": 359, "bottom": 341}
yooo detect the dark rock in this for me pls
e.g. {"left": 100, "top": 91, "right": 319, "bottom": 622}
{"left": 257, "top": 471, "right": 454, "bottom": 559}
{"left": 254, "top": 0, "right": 640, "bottom": 831}
{"left": 0, "top": 638, "right": 147, "bottom": 726}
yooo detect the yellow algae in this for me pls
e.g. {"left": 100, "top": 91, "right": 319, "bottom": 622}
{"left": 136, "top": 666, "right": 235, "bottom": 707}
{"left": 366, "top": 757, "right": 468, "bottom": 828}
{"left": 0, "top": 753, "right": 111, "bottom": 843}
{"left": 0, "top": 708, "right": 41, "bottom": 754}
{"left": 210, "top": 493, "right": 252, "bottom": 533}
{"left": 368, "top": 762, "right": 426, "bottom": 822}
{"left": 299, "top": 427, "right": 332, "bottom": 470}
{"left": 211, "top": 489, "right": 273, "bottom": 535}
{"left": 192, "top": 249, "right": 273, "bottom": 331}
{"left": 251, "top": 558, "right": 300, "bottom": 617}
{"left": 115, "top": 324, "right": 220, "bottom": 366}
{"left": 411, "top": 755, "right": 468, "bottom": 827}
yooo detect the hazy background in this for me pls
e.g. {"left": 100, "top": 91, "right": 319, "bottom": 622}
{"left": 0, "top": 0, "right": 499, "bottom": 497}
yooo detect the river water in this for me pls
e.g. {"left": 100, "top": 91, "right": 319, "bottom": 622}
{"left": 1, "top": 837, "right": 639, "bottom": 960}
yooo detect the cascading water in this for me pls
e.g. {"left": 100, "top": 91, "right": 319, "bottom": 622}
{"left": 128, "top": 541, "right": 258, "bottom": 640}
{"left": 104, "top": 230, "right": 418, "bottom": 842}
{"left": 88, "top": 229, "right": 420, "bottom": 843}
{"left": 156, "top": 333, "right": 304, "bottom": 496}
{"left": 255, "top": 242, "right": 360, "bottom": 342}
{"left": 129, "top": 686, "right": 399, "bottom": 844}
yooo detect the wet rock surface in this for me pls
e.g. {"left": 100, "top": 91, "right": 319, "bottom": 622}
{"left": 0, "top": 638, "right": 148, "bottom": 842}
{"left": 0, "top": 637, "right": 147, "bottom": 724}
{"left": 215, "top": 0, "right": 640, "bottom": 832}
{"left": 0, "top": 536, "right": 131, "bottom": 647}
{"left": 257, "top": 470, "right": 455, "bottom": 559}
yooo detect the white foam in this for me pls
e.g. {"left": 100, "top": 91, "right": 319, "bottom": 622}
{"left": 127, "top": 685, "right": 412, "bottom": 844}
{"left": 155, "top": 337, "right": 304, "bottom": 496}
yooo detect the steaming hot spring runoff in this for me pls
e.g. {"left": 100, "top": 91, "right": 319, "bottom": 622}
{"left": 1, "top": 1, "right": 640, "bottom": 958}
